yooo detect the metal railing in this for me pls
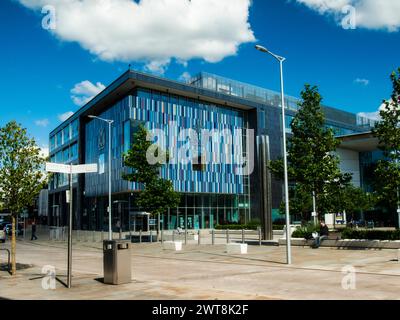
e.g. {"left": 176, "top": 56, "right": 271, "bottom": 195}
{"left": 0, "top": 248, "right": 11, "bottom": 274}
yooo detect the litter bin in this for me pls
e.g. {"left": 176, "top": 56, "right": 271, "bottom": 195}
{"left": 103, "top": 240, "right": 132, "bottom": 285}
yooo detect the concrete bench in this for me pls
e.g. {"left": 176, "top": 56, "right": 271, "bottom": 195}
{"left": 163, "top": 241, "right": 183, "bottom": 251}
{"left": 226, "top": 243, "right": 247, "bottom": 254}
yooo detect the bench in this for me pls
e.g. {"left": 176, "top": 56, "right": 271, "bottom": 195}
{"left": 226, "top": 243, "right": 247, "bottom": 254}
{"left": 163, "top": 241, "right": 183, "bottom": 251}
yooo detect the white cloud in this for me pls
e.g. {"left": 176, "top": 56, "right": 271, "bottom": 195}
{"left": 58, "top": 111, "right": 74, "bottom": 122}
{"left": 17, "top": 0, "right": 255, "bottom": 72}
{"left": 357, "top": 99, "right": 394, "bottom": 122}
{"left": 296, "top": 0, "right": 400, "bottom": 31}
{"left": 35, "top": 119, "right": 49, "bottom": 127}
{"left": 354, "top": 78, "right": 369, "bottom": 86}
{"left": 39, "top": 146, "right": 49, "bottom": 158}
{"left": 70, "top": 80, "right": 105, "bottom": 106}
{"left": 179, "top": 72, "right": 192, "bottom": 83}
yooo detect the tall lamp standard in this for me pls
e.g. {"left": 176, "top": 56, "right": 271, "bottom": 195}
{"left": 255, "top": 44, "right": 292, "bottom": 265}
{"left": 88, "top": 115, "right": 114, "bottom": 241}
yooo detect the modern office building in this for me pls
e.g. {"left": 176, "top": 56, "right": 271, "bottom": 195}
{"left": 48, "top": 70, "right": 376, "bottom": 234}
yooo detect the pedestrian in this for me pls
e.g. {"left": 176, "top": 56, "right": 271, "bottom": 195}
{"left": 312, "top": 220, "right": 329, "bottom": 249}
{"left": 31, "top": 220, "right": 38, "bottom": 241}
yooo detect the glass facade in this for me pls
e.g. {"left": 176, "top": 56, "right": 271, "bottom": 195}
{"left": 49, "top": 120, "right": 80, "bottom": 190}
{"left": 48, "top": 70, "right": 380, "bottom": 231}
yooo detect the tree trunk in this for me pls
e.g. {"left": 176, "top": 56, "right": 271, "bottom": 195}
{"left": 11, "top": 215, "right": 17, "bottom": 275}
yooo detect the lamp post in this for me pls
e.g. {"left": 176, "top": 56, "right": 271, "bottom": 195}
{"left": 255, "top": 44, "right": 292, "bottom": 265}
{"left": 88, "top": 115, "right": 114, "bottom": 241}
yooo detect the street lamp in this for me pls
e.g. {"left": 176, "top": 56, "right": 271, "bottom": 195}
{"left": 88, "top": 115, "right": 114, "bottom": 241}
{"left": 255, "top": 44, "right": 292, "bottom": 265}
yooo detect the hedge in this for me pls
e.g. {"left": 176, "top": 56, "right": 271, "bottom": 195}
{"left": 341, "top": 228, "right": 400, "bottom": 241}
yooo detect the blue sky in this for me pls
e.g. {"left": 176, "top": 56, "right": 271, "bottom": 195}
{"left": 1, "top": 0, "right": 399, "bottom": 153}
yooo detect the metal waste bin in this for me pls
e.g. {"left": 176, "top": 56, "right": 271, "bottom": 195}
{"left": 103, "top": 240, "right": 132, "bottom": 285}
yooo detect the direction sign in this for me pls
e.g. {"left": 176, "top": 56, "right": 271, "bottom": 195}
{"left": 45, "top": 163, "right": 98, "bottom": 174}
{"left": 71, "top": 164, "right": 98, "bottom": 174}
{"left": 45, "top": 162, "right": 71, "bottom": 174}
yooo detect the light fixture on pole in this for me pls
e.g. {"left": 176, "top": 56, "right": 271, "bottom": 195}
{"left": 88, "top": 115, "right": 114, "bottom": 241}
{"left": 255, "top": 44, "right": 292, "bottom": 265}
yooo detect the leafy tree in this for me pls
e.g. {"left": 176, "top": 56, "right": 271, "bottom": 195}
{"left": 0, "top": 121, "right": 47, "bottom": 275}
{"left": 324, "top": 184, "right": 377, "bottom": 221}
{"left": 373, "top": 68, "right": 400, "bottom": 227}
{"left": 270, "top": 85, "right": 351, "bottom": 222}
{"left": 123, "top": 125, "right": 180, "bottom": 232}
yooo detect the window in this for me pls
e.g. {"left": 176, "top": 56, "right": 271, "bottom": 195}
{"left": 192, "top": 155, "right": 206, "bottom": 172}
{"left": 50, "top": 136, "right": 55, "bottom": 151}
{"left": 99, "top": 154, "right": 105, "bottom": 174}
{"left": 56, "top": 131, "right": 63, "bottom": 148}
{"left": 71, "top": 120, "right": 79, "bottom": 139}
{"left": 123, "top": 120, "right": 131, "bottom": 153}
{"left": 70, "top": 143, "right": 78, "bottom": 160}
{"left": 63, "top": 126, "right": 70, "bottom": 143}
{"left": 258, "top": 110, "right": 266, "bottom": 129}
{"left": 63, "top": 147, "right": 70, "bottom": 162}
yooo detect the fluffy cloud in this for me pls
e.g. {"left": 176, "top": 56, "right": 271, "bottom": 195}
{"left": 357, "top": 99, "right": 394, "bottom": 122}
{"left": 296, "top": 0, "right": 400, "bottom": 31}
{"left": 354, "top": 78, "right": 369, "bottom": 86}
{"left": 70, "top": 80, "right": 106, "bottom": 106}
{"left": 58, "top": 111, "right": 74, "bottom": 122}
{"left": 17, "top": 0, "right": 255, "bottom": 72}
{"left": 35, "top": 118, "right": 49, "bottom": 127}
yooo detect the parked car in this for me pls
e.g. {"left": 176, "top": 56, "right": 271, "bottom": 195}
{"left": 0, "top": 229, "right": 5, "bottom": 243}
{"left": 4, "top": 223, "right": 24, "bottom": 236}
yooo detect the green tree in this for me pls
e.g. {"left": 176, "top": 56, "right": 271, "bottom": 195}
{"left": 373, "top": 68, "right": 400, "bottom": 228}
{"left": 123, "top": 125, "right": 180, "bottom": 232}
{"left": 324, "top": 184, "right": 377, "bottom": 223}
{"left": 0, "top": 121, "right": 47, "bottom": 275}
{"left": 270, "top": 85, "right": 351, "bottom": 222}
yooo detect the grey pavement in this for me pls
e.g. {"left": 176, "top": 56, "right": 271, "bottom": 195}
{"left": 0, "top": 239, "right": 399, "bottom": 300}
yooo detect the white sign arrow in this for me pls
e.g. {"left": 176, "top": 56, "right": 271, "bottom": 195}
{"left": 45, "top": 163, "right": 71, "bottom": 174}
{"left": 45, "top": 163, "right": 98, "bottom": 174}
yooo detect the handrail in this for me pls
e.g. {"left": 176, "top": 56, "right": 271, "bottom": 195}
{"left": 0, "top": 248, "right": 11, "bottom": 274}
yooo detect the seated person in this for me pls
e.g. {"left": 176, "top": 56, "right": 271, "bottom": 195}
{"left": 312, "top": 221, "right": 329, "bottom": 249}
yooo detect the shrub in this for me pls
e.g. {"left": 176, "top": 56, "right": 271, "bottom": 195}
{"left": 292, "top": 223, "right": 320, "bottom": 240}
{"left": 341, "top": 228, "right": 400, "bottom": 241}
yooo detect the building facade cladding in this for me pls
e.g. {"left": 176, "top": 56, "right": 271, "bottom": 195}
{"left": 84, "top": 90, "right": 248, "bottom": 198}
{"left": 48, "top": 70, "right": 377, "bottom": 230}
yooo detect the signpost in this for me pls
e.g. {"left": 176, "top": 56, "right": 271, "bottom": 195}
{"left": 45, "top": 162, "right": 98, "bottom": 288}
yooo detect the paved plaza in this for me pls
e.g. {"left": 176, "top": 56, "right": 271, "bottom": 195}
{"left": 0, "top": 239, "right": 399, "bottom": 300}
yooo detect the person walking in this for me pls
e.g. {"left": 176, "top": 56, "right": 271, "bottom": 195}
{"left": 31, "top": 220, "right": 38, "bottom": 241}
{"left": 312, "top": 221, "right": 329, "bottom": 249}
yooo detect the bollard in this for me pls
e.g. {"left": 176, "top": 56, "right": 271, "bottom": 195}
{"left": 242, "top": 229, "right": 245, "bottom": 244}
{"left": 226, "top": 229, "right": 230, "bottom": 244}
{"left": 258, "top": 228, "right": 262, "bottom": 246}
{"left": 172, "top": 230, "right": 175, "bottom": 242}
{"left": 185, "top": 229, "right": 188, "bottom": 245}
{"left": 161, "top": 229, "right": 164, "bottom": 243}
{"left": 150, "top": 230, "right": 153, "bottom": 243}
{"left": 139, "top": 230, "right": 142, "bottom": 243}
{"left": 212, "top": 229, "right": 215, "bottom": 245}
{"left": 77, "top": 230, "right": 81, "bottom": 242}
{"left": 198, "top": 230, "right": 201, "bottom": 245}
